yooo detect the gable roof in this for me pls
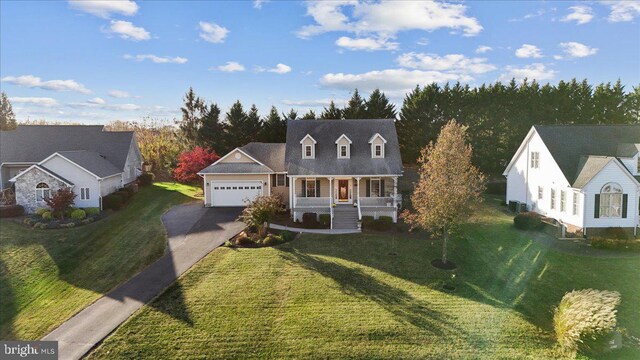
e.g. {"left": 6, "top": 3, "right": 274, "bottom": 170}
{"left": 240, "top": 143, "right": 286, "bottom": 172}
{"left": 285, "top": 119, "right": 403, "bottom": 176}
{"left": 54, "top": 151, "right": 122, "bottom": 178}
{"left": 617, "top": 143, "right": 640, "bottom": 157}
{"left": 9, "top": 164, "right": 74, "bottom": 186}
{"left": 533, "top": 124, "right": 640, "bottom": 187}
{"left": 199, "top": 162, "right": 273, "bottom": 174}
{"left": 0, "top": 125, "right": 134, "bottom": 172}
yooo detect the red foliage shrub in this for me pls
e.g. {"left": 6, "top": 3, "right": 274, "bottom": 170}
{"left": 173, "top": 146, "right": 220, "bottom": 184}
{"left": 44, "top": 187, "right": 76, "bottom": 219}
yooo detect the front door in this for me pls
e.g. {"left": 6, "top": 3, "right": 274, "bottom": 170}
{"left": 338, "top": 180, "right": 349, "bottom": 202}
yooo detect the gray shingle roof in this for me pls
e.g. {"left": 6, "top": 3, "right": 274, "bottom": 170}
{"left": 199, "top": 162, "right": 272, "bottom": 174}
{"left": 573, "top": 156, "right": 614, "bottom": 189}
{"left": 617, "top": 143, "right": 640, "bottom": 157}
{"left": 534, "top": 124, "right": 640, "bottom": 187}
{"left": 0, "top": 125, "right": 134, "bottom": 172}
{"left": 285, "top": 119, "right": 403, "bottom": 176}
{"left": 240, "top": 143, "right": 286, "bottom": 172}
{"left": 57, "top": 150, "right": 122, "bottom": 178}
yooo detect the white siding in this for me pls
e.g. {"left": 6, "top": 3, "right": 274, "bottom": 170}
{"left": 619, "top": 154, "right": 639, "bottom": 176}
{"left": 122, "top": 139, "right": 142, "bottom": 185}
{"left": 41, "top": 155, "right": 102, "bottom": 208}
{"left": 582, "top": 161, "right": 639, "bottom": 230}
{"left": 100, "top": 175, "right": 122, "bottom": 196}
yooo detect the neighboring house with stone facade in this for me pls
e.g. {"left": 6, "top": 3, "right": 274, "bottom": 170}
{"left": 0, "top": 125, "right": 142, "bottom": 213}
{"left": 504, "top": 124, "right": 640, "bottom": 237}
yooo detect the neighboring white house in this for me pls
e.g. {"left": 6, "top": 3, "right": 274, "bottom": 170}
{"left": 0, "top": 125, "right": 142, "bottom": 213}
{"left": 504, "top": 124, "right": 639, "bottom": 237}
{"left": 198, "top": 119, "right": 403, "bottom": 230}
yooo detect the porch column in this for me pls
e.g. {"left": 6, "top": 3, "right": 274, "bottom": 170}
{"left": 288, "top": 177, "right": 292, "bottom": 210}
{"left": 328, "top": 177, "right": 333, "bottom": 206}
{"left": 355, "top": 177, "right": 361, "bottom": 204}
{"left": 292, "top": 177, "right": 296, "bottom": 208}
{"left": 393, "top": 176, "right": 398, "bottom": 223}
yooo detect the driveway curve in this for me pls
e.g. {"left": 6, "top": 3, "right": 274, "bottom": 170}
{"left": 43, "top": 204, "right": 244, "bottom": 360}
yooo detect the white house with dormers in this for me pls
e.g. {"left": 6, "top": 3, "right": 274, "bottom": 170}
{"left": 198, "top": 119, "right": 403, "bottom": 229}
{"left": 504, "top": 124, "right": 640, "bottom": 237}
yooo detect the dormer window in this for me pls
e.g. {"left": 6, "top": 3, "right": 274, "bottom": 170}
{"left": 300, "top": 134, "right": 317, "bottom": 159}
{"left": 369, "top": 133, "right": 387, "bottom": 158}
{"left": 335, "top": 134, "right": 352, "bottom": 159}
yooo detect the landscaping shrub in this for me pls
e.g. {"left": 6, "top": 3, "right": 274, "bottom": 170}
{"left": 34, "top": 222, "right": 47, "bottom": 229}
{"left": 103, "top": 194, "right": 124, "bottom": 210}
{"left": 302, "top": 212, "right": 319, "bottom": 228}
{"left": 319, "top": 214, "right": 331, "bottom": 228}
{"left": 71, "top": 209, "right": 86, "bottom": 220}
{"left": 376, "top": 216, "right": 393, "bottom": 231}
{"left": 513, "top": 212, "right": 543, "bottom": 230}
{"left": 60, "top": 222, "right": 76, "bottom": 228}
{"left": 263, "top": 234, "right": 283, "bottom": 247}
{"left": 137, "top": 172, "right": 154, "bottom": 186}
{"left": 42, "top": 211, "right": 53, "bottom": 221}
{"left": 280, "top": 230, "right": 296, "bottom": 242}
{"left": 553, "top": 289, "right": 621, "bottom": 355}
{"left": 0, "top": 204, "right": 24, "bottom": 218}
{"left": 361, "top": 216, "right": 374, "bottom": 228}
{"left": 35, "top": 207, "right": 49, "bottom": 216}
{"left": 44, "top": 187, "right": 76, "bottom": 219}
{"left": 235, "top": 233, "right": 254, "bottom": 246}
{"left": 485, "top": 181, "right": 507, "bottom": 195}
{"left": 238, "top": 194, "right": 283, "bottom": 237}
{"left": 84, "top": 207, "right": 100, "bottom": 216}
{"left": 591, "top": 237, "right": 640, "bottom": 252}
{"left": 23, "top": 218, "right": 36, "bottom": 226}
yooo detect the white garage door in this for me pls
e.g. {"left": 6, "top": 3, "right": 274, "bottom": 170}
{"left": 211, "top": 181, "right": 263, "bottom": 206}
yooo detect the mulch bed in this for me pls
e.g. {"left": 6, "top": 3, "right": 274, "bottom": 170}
{"left": 227, "top": 228, "right": 298, "bottom": 248}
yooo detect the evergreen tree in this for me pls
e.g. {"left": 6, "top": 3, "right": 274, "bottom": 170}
{"left": 320, "top": 101, "right": 342, "bottom": 119}
{"left": 224, "top": 100, "right": 249, "bottom": 150}
{"left": 593, "top": 79, "right": 627, "bottom": 124}
{"left": 177, "top": 87, "right": 205, "bottom": 146}
{"left": 301, "top": 110, "right": 317, "bottom": 120}
{"left": 258, "top": 106, "right": 287, "bottom": 142}
{"left": 197, "top": 103, "right": 226, "bottom": 152}
{"left": 246, "top": 104, "right": 264, "bottom": 139}
{"left": 282, "top": 108, "right": 298, "bottom": 120}
{"left": 342, "top": 89, "right": 366, "bottom": 119}
{"left": 624, "top": 86, "right": 640, "bottom": 123}
{"left": 364, "top": 89, "right": 396, "bottom": 119}
{"left": 0, "top": 92, "right": 17, "bottom": 131}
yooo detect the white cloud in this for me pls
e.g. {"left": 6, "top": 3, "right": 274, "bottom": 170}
{"left": 320, "top": 68, "right": 468, "bottom": 94}
{"left": 499, "top": 63, "right": 556, "bottom": 82}
{"left": 123, "top": 54, "right": 188, "bottom": 64}
{"left": 515, "top": 44, "right": 543, "bottom": 58}
{"left": 475, "top": 45, "right": 493, "bottom": 54}
{"left": 256, "top": 63, "right": 292, "bottom": 74}
{"left": 253, "top": 0, "right": 268, "bottom": 9}
{"left": 68, "top": 100, "right": 141, "bottom": 111}
{"left": 68, "top": 0, "right": 138, "bottom": 18}
{"left": 107, "top": 20, "right": 150, "bottom": 41}
{"left": 561, "top": 6, "right": 594, "bottom": 25}
{"left": 108, "top": 90, "right": 131, "bottom": 98}
{"left": 199, "top": 21, "right": 229, "bottom": 43}
{"left": 335, "top": 36, "right": 399, "bottom": 51}
{"left": 87, "top": 97, "right": 106, "bottom": 104}
{"left": 602, "top": 1, "right": 640, "bottom": 22}
{"left": 1, "top": 75, "right": 91, "bottom": 93}
{"left": 555, "top": 42, "right": 598, "bottom": 59}
{"left": 298, "top": 1, "right": 482, "bottom": 41}
{"left": 9, "top": 97, "right": 59, "bottom": 107}
{"left": 282, "top": 99, "right": 336, "bottom": 107}
{"left": 509, "top": 9, "right": 545, "bottom": 22}
{"left": 397, "top": 52, "right": 496, "bottom": 74}
{"left": 216, "top": 61, "right": 246, "bottom": 72}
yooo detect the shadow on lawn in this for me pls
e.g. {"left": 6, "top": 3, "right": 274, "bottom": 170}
{"left": 0, "top": 185, "right": 199, "bottom": 339}
{"left": 277, "top": 247, "right": 484, "bottom": 345}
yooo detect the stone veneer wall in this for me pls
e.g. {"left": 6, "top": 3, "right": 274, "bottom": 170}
{"left": 15, "top": 168, "right": 69, "bottom": 213}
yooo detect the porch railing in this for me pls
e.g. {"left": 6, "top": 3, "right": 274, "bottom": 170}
{"left": 359, "top": 197, "right": 395, "bottom": 207}
{"left": 295, "top": 197, "right": 331, "bottom": 207}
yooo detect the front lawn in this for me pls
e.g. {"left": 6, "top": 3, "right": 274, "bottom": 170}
{"left": 0, "top": 182, "right": 200, "bottom": 340}
{"left": 89, "top": 199, "right": 640, "bottom": 359}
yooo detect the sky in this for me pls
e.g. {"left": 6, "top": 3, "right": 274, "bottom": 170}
{"left": 1, "top": 0, "right": 639, "bottom": 124}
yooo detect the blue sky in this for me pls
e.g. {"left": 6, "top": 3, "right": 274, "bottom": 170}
{"left": 1, "top": 0, "right": 639, "bottom": 124}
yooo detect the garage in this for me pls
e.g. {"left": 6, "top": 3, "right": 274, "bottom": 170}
{"left": 211, "top": 181, "right": 263, "bottom": 206}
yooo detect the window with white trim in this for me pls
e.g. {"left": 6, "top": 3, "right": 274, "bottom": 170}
{"left": 600, "top": 183, "right": 623, "bottom": 218}
{"left": 530, "top": 152, "right": 540, "bottom": 168}
{"left": 370, "top": 179, "right": 381, "bottom": 197}
{"left": 550, "top": 188, "right": 556, "bottom": 210}
{"left": 304, "top": 145, "right": 313, "bottom": 158}
{"left": 340, "top": 145, "right": 348, "bottom": 158}
{"left": 276, "top": 174, "right": 286, "bottom": 187}
{"left": 373, "top": 144, "right": 384, "bottom": 158}
{"left": 572, "top": 191, "right": 579, "bottom": 216}
{"left": 35, "top": 182, "right": 50, "bottom": 202}
{"left": 81, "top": 187, "right": 90, "bottom": 200}
{"left": 306, "top": 179, "right": 316, "bottom": 197}
{"left": 560, "top": 190, "right": 566, "bottom": 212}
{"left": 537, "top": 186, "right": 543, "bottom": 200}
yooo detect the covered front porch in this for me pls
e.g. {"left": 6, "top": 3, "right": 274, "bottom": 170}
{"left": 288, "top": 175, "right": 400, "bottom": 228}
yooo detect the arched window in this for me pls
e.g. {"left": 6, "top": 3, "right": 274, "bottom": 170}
{"left": 35, "top": 182, "right": 50, "bottom": 202}
{"left": 600, "top": 183, "right": 623, "bottom": 218}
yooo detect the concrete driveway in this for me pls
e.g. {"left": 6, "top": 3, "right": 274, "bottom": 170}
{"left": 43, "top": 204, "right": 244, "bottom": 360}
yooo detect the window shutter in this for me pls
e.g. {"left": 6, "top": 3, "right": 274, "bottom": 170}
{"left": 594, "top": 194, "right": 600, "bottom": 218}
{"left": 622, "top": 194, "right": 628, "bottom": 218}
{"left": 301, "top": 179, "right": 307, "bottom": 197}
{"left": 316, "top": 179, "right": 321, "bottom": 197}
{"left": 381, "top": 179, "right": 385, "bottom": 197}
{"left": 286, "top": 176, "right": 289, "bottom": 187}
{"left": 366, "top": 180, "right": 370, "bottom": 197}
{"left": 271, "top": 174, "right": 276, "bottom": 186}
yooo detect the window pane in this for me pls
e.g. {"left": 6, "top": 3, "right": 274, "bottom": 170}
{"left": 306, "top": 180, "right": 316, "bottom": 197}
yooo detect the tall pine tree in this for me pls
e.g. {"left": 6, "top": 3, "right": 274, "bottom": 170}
{"left": 282, "top": 108, "right": 298, "bottom": 120}
{"left": 342, "top": 89, "right": 366, "bottom": 119}
{"left": 197, "top": 103, "right": 227, "bottom": 152}
{"left": 301, "top": 110, "right": 317, "bottom": 120}
{"left": 177, "top": 87, "right": 205, "bottom": 146}
{"left": 258, "top": 106, "right": 287, "bottom": 142}
{"left": 224, "top": 100, "right": 249, "bottom": 150}
{"left": 320, "top": 101, "right": 342, "bottom": 119}
{"left": 365, "top": 89, "right": 396, "bottom": 119}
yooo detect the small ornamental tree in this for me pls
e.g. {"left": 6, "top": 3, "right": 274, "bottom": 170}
{"left": 238, "top": 194, "right": 283, "bottom": 238}
{"left": 44, "top": 187, "right": 76, "bottom": 219}
{"left": 402, "top": 120, "right": 485, "bottom": 267}
{"left": 173, "top": 146, "right": 220, "bottom": 184}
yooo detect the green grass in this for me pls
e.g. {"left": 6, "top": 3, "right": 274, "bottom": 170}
{"left": 89, "top": 198, "right": 640, "bottom": 359}
{"left": 0, "top": 182, "right": 199, "bottom": 340}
